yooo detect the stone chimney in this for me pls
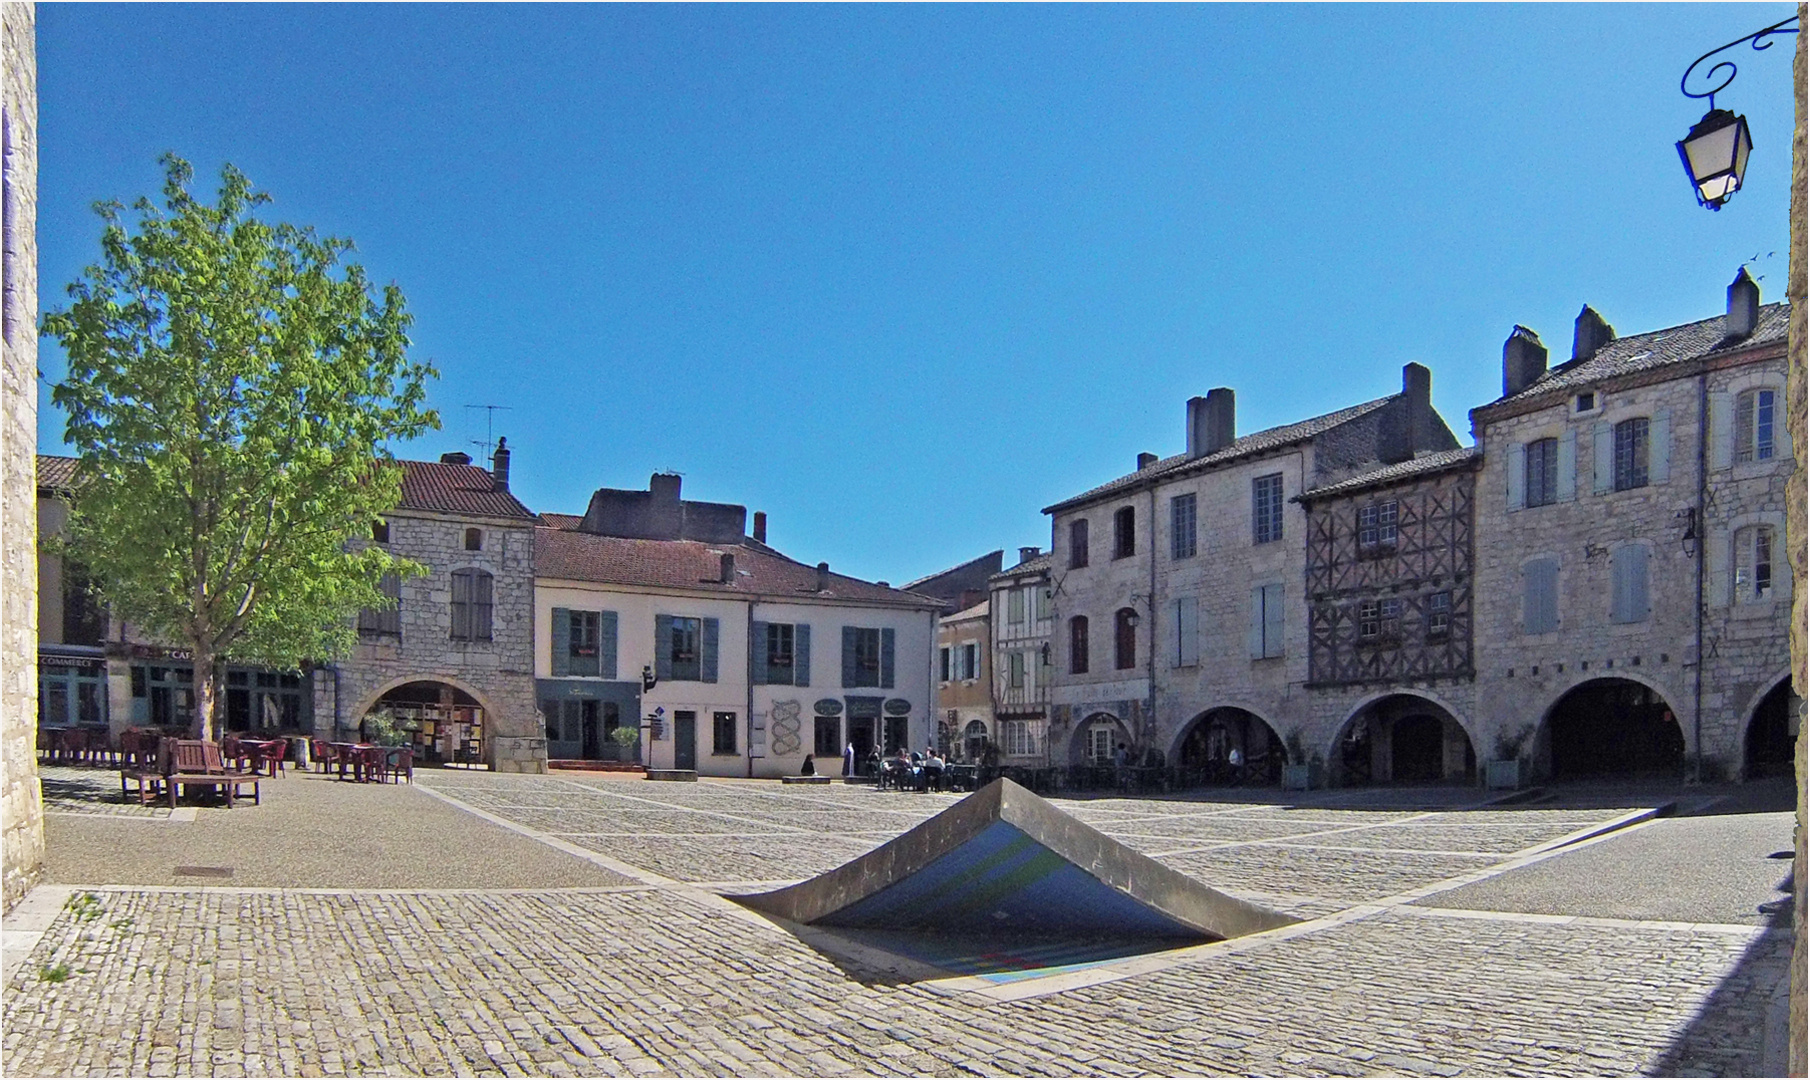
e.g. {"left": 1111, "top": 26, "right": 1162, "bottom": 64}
{"left": 1018, "top": 545, "right": 1041, "bottom": 564}
{"left": 440, "top": 451, "right": 471, "bottom": 465}
{"left": 1726, "top": 266, "right": 1760, "bottom": 340}
{"left": 1571, "top": 305, "right": 1616, "bottom": 362}
{"left": 719, "top": 552, "right": 735, "bottom": 584}
{"left": 1402, "top": 363, "right": 1430, "bottom": 454}
{"left": 1136, "top": 452, "right": 1158, "bottom": 470}
{"left": 490, "top": 437, "right": 511, "bottom": 491}
{"left": 1186, "top": 388, "right": 1236, "bottom": 458}
{"left": 816, "top": 562, "right": 830, "bottom": 592}
{"left": 1502, "top": 326, "right": 1548, "bottom": 397}
{"left": 752, "top": 511, "right": 767, "bottom": 544}
{"left": 650, "top": 473, "right": 681, "bottom": 502}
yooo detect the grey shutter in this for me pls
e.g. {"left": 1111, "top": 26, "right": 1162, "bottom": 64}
{"left": 1507, "top": 443, "right": 1525, "bottom": 511}
{"left": 749, "top": 621, "right": 769, "bottom": 684}
{"left": 1649, "top": 409, "right": 1670, "bottom": 484}
{"left": 599, "top": 611, "right": 618, "bottom": 679}
{"left": 794, "top": 624, "right": 810, "bottom": 686}
{"left": 475, "top": 572, "right": 494, "bottom": 639}
{"left": 1776, "top": 395, "right": 1795, "bottom": 460}
{"left": 551, "top": 608, "right": 571, "bottom": 677}
{"left": 1175, "top": 597, "right": 1198, "bottom": 667}
{"left": 1557, "top": 429, "right": 1577, "bottom": 502}
{"left": 1249, "top": 587, "right": 1266, "bottom": 659}
{"left": 1612, "top": 546, "right": 1649, "bottom": 623}
{"left": 1524, "top": 559, "right": 1557, "bottom": 634}
{"left": 842, "top": 627, "right": 858, "bottom": 687}
{"left": 702, "top": 618, "right": 719, "bottom": 683}
{"left": 881, "top": 629, "right": 895, "bottom": 689}
{"left": 655, "top": 615, "right": 674, "bottom": 681}
{"left": 1631, "top": 545, "right": 1650, "bottom": 620}
{"left": 1263, "top": 584, "right": 1284, "bottom": 658}
{"left": 1592, "top": 421, "right": 1613, "bottom": 494}
{"left": 1710, "top": 392, "right": 1733, "bottom": 468}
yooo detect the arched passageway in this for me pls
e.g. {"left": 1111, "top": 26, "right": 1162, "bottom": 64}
{"left": 1333, "top": 695, "right": 1474, "bottom": 786}
{"left": 962, "top": 719, "right": 989, "bottom": 763}
{"left": 1069, "top": 713, "right": 1133, "bottom": 767}
{"left": 1175, "top": 708, "right": 1285, "bottom": 786}
{"left": 1744, "top": 679, "right": 1796, "bottom": 779}
{"left": 369, "top": 680, "right": 489, "bottom": 764}
{"left": 1544, "top": 679, "right": 1684, "bottom": 779}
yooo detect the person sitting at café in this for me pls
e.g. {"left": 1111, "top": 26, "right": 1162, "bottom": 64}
{"left": 800, "top": 753, "right": 815, "bottom": 776}
{"left": 923, "top": 748, "right": 945, "bottom": 792}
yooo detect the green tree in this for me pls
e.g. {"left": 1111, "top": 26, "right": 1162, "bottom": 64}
{"left": 42, "top": 155, "right": 439, "bottom": 741}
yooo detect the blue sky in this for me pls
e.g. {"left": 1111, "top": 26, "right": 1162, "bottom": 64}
{"left": 35, "top": 4, "right": 1798, "bottom": 584}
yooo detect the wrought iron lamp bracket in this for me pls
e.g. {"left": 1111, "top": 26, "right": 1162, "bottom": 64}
{"left": 1680, "top": 15, "right": 1800, "bottom": 110}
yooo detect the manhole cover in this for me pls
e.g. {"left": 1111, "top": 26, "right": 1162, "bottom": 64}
{"left": 173, "top": 866, "right": 233, "bottom": 878}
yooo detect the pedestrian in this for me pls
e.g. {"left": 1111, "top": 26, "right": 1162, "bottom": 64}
{"left": 1228, "top": 744, "right": 1243, "bottom": 786}
{"left": 843, "top": 741, "right": 856, "bottom": 778}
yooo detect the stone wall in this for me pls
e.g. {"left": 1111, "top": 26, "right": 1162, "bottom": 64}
{"left": 315, "top": 512, "right": 540, "bottom": 771}
{"left": 1, "top": 0, "right": 39, "bottom": 914}
{"left": 1785, "top": 10, "right": 1805, "bottom": 1073}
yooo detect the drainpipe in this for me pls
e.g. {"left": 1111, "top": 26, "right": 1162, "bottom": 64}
{"left": 1693, "top": 370, "right": 1708, "bottom": 782}
{"left": 745, "top": 599, "right": 755, "bottom": 780}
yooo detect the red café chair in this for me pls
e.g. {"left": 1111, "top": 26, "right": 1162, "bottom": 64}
{"left": 383, "top": 745, "right": 413, "bottom": 785}
{"left": 257, "top": 739, "right": 288, "bottom": 777}
{"left": 310, "top": 738, "right": 337, "bottom": 775}
{"left": 356, "top": 745, "right": 387, "bottom": 783}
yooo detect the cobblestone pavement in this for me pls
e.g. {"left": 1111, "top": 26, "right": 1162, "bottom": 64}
{"left": 3, "top": 769, "right": 1793, "bottom": 1077}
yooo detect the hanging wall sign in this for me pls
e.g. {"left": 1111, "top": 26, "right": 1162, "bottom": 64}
{"left": 812, "top": 699, "right": 844, "bottom": 716}
{"left": 883, "top": 698, "right": 912, "bottom": 716}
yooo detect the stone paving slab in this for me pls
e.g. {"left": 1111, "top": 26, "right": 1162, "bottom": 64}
{"left": 38, "top": 766, "right": 178, "bottom": 820}
{"left": 1152, "top": 844, "right": 1502, "bottom": 903}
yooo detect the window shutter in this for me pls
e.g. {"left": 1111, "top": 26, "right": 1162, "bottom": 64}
{"left": 794, "top": 625, "right": 810, "bottom": 686}
{"left": 702, "top": 618, "right": 719, "bottom": 683}
{"left": 1249, "top": 587, "right": 1266, "bottom": 659}
{"left": 1507, "top": 443, "right": 1524, "bottom": 511}
{"left": 655, "top": 614, "right": 674, "bottom": 681}
{"left": 1710, "top": 392, "right": 1733, "bottom": 469}
{"left": 1631, "top": 545, "right": 1649, "bottom": 619}
{"left": 599, "top": 611, "right": 618, "bottom": 679}
{"left": 749, "top": 621, "right": 769, "bottom": 684}
{"left": 1175, "top": 597, "right": 1199, "bottom": 667}
{"left": 1263, "top": 584, "right": 1283, "bottom": 659}
{"left": 551, "top": 608, "right": 571, "bottom": 677}
{"left": 1613, "top": 545, "right": 1649, "bottom": 623}
{"left": 475, "top": 572, "right": 494, "bottom": 639}
{"left": 1523, "top": 559, "right": 1558, "bottom": 634}
{"left": 1777, "top": 402, "right": 1795, "bottom": 461}
{"left": 1592, "top": 421, "right": 1613, "bottom": 494}
{"left": 1649, "top": 409, "right": 1670, "bottom": 484}
{"left": 881, "top": 629, "right": 896, "bottom": 689}
{"left": 842, "top": 627, "right": 858, "bottom": 687}
{"left": 1557, "top": 429, "right": 1577, "bottom": 502}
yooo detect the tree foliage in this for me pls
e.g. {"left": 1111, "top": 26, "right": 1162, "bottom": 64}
{"left": 42, "top": 154, "right": 439, "bottom": 738}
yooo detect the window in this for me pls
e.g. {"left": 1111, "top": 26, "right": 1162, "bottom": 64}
{"left": 1735, "top": 389, "right": 1777, "bottom": 463}
{"left": 1250, "top": 583, "right": 1284, "bottom": 659}
{"left": 814, "top": 715, "right": 841, "bottom": 757}
{"left": 1575, "top": 392, "right": 1596, "bottom": 413}
{"left": 464, "top": 527, "right": 483, "bottom": 551}
{"left": 962, "top": 642, "right": 980, "bottom": 680}
{"left": 1525, "top": 438, "right": 1559, "bottom": 508}
{"left": 1007, "top": 588, "right": 1025, "bottom": 625}
{"left": 1426, "top": 591, "right": 1451, "bottom": 640}
{"left": 62, "top": 563, "right": 107, "bottom": 646}
{"left": 450, "top": 569, "right": 494, "bottom": 640}
{"left": 1112, "top": 506, "right": 1136, "bottom": 559}
{"left": 1173, "top": 596, "right": 1199, "bottom": 667}
{"left": 1088, "top": 725, "right": 1114, "bottom": 764}
{"left": 358, "top": 573, "right": 403, "bottom": 638}
{"left": 1613, "top": 418, "right": 1649, "bottom": 491}
{"left": 1252, "top": 474, "right": 1284, "bottom": 544}
{"left": 1069, "top": 519, "right": 1090, "bottom": 568}
{"left": 1008, "top": 651, "right": 1026, "bottom": 688}
{"left": 668, "top": 616, "right": 701, "bottom": 680}
{"left": 1114, "top": 608, "right": 1137, "bottom": 669}
{"left": 750, "top": 622, "right": 806, "bottom": 685}
{"left": 768, "top": 623, "right": 795, "bottom": 683}
{"left": 1002, "top": 720, "right": 1037, "bottom": 757}
{"left": 372, "top": 520, "right": 390, "bottom": 543}
{"left": 713, "top": 711, "right": 738, "bottom": 755}
{"left": 1735, "top": 525, "right": 1777, "bottom": 602}
{"left": 1356, "top": 598, "right": 1405, "bottom": 642}
{"left": 939, "top": 646, "right": 952, "bottom": 683}
{"left": 1171, "top": 493, "right": 1197, "bottom": 560}
{"left": 1523, "top": 558, "right": 1559, "bottom": 634}
{"left": 1357, "top": 500, "right": 1398, "bottom": 554}
{"left": 841, "top": 627, "right": 893, "bottom": 688}
{"left": 1069, "top": 616, "right": 1089, "bottom": 674}
{"left": 1035, "top": 587, "right": 1053, "bottom": 621}
{"left": 1610, "top": 544, "right": 1650, "bottom": 624}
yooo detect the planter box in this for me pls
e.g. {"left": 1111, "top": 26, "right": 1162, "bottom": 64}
{"left": 1485, "top": 759, "right": 1525, "bottom": 790}
{"left": 1281, "top": 763, "right": 1316, "bottom": 791}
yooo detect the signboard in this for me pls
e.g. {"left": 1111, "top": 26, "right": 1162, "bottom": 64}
{"left": 646, "top": 713, "right": 666, "bottom": 741}
{"left": 883, "top": 698, "right": 912, "bottom": 716}
{"left": 813, "top": 699, "right": 844, "bottom": 716}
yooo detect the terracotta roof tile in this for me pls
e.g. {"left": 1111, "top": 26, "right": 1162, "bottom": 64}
{"left": 991, "top": 552, "right": 1052, "bottom": 581}
{"left": 37, "top": 454, "right": 80, "bottom": 493}
{"left": 397, "top": 460, "right": 536, "bottom": 520}
{"left": 1297, "top": 447, "right": 1481, "bottom": 502}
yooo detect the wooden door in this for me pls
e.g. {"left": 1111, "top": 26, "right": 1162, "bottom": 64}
{"left": 674, "top": 712, "right": 697, "bottom": 771}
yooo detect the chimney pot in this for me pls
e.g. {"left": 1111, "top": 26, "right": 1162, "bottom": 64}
{"left": 1136, "top": 452, "right": 1158, "bottom": 470}
{"left": 490, "top": 437, "right": 511, "bottom": 491}
{"left": 440, "top": 451, "right": 471, "bottom": 465}
{"left": 650, "top": 473, "right": 682, "bottom": 502}
{"left": 719, "top": 552, "right": 735, "bottom": 584}
{"left": 1187, "top": 388, "right": 1236, "bottom": 457}
{"left": 1571, "top": 306, "right": 1616, "bottom": 362}
{"left": 1018, "top": 545, "right": 1041, "bottom": 564}
{"left": 1502, "top": 326, "right": 1549, "bottom": 397}
{"left": 816, "top": 562, "right": 830, "bottom": 592}
{"left": 1726, "top": 266, "right": 1760, "bottom": 340}
{"left": 752, "top": 511, "right": 767, "bottom": 544}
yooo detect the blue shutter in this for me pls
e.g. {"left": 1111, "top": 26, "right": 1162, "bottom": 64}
{"left": 1649, "top": 409, "right": 1671, "bottom": 484}
{"left": 1557, "top": 429, "right": 1577, "bottom": 502}
{"left": 551, "top": 608, "right": 571, "bottom": 677}
{"left": 1175, "top": 597, "right": 1199, "bottom": 667}
{"left": 702, "top": 618, "right": 720, "bottom": 683}
{"left": 881, "top": 629, "right": 895, "bottom": 689}
{"left": 1263, "top": 584, "right": 1284, "bottom": 659}
{"left": 1507, "top": 443, "right": 1525, "bottom": 511}
{"left": 749, "top": 621, "right": 769, "bottom": 685}
{"left": 794, "top": 624, "right": 810, "bottom": 687}
{"left": 842, "top": 627, "right": 858, "bottom": 687}
{"left": 655, "top": 615, "right": 674, "bottom": 681}
{"left": 599, "top": 611, "right": 618, "bottom": 679}
{"left": 1249, "top": 588, "right": 1266, "bottom": 659}
{"left": 1592, "top": 421, "right": 1613, "bottom": 494}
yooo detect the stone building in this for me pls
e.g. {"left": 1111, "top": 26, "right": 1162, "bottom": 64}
{"left": 989, "top": 546, "right": 1055, "bottom": 766}
{"left": 2, "top": 0, "right": 39, "bottom": 914}
{"left": 1296, "top": 448, "right": 1482, "bottom": 785}
{"left": 901, "top": 550, "right": 1002, "bottom": 615}
{"left": 313, "top": 444, "right": 543, "bottom": 772}
{"left": 935, "top": 598, "right": 993, "bottom": 762}
{"left": 533, "top": 473, "right": 941, "bottom": 779}
{"left": 1470, "top": 273, "right": 1795, "bottom": 782}
{"left": 1042, "top": 364, "right": 1461, "bottom": 774}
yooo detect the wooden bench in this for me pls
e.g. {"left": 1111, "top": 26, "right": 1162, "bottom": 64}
{"left": 644, "top": 769, "right": 697, "bottom": 782}
{"left": 164, "top": 740, "right": 261, "bottom": 808}
{"left": 781, "top": 775, "right": 832, "bottom": 785}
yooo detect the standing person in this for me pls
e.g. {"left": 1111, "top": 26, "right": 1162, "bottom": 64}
{"left": 1228, "top": 744, "right": 1244, "bottom": 785}
{"left": 843, "top": 741, "right": 856, "bottom": 778}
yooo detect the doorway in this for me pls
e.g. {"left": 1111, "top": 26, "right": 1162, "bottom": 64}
{"left": 674, "top": 711, "right": 697, "bottom": 771}
{"left": 1391, "top": 714, "right": 1445, "bottom": 783}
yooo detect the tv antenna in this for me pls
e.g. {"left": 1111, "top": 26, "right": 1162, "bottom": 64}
{"left": 464, "top": 404, "right": 513, "bottom": 457}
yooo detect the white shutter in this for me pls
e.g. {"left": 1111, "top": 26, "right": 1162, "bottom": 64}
{"left": 1175, "top": 597, "right": 1199, "bottom": 667}
{"left": 1593, "top": 421, "right": 1613, "bottom": 494}
{"left": 1710, "top": 392, "right": 1733, "bottom": 469}
{"left": 1776, "top": 400, "right": 1794, "bottom": 461}
{"left": 1249, "top": 587, "right": 1266, "bottom": 659}
{"left": 1557, "top": 429, "right": 1577, "bottom": 502}
{"left": 1263, "top": 584, "right": 1284, "bottom": 659}
{"left": 1507, "top": 443, "right": 1525, "bottom": 511}
{"left": 1524, "top": 559, "right": 1558, "bottom": 634}
{"left": 1649, "top": 409, "right": 1670, "bottom": 484}
{"left": 1706, "top": 532, "right": 1731, "bottom": 607}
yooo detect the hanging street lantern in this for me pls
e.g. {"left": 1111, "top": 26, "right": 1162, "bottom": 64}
{"left": 1675, "top": 15, "right": 1797, "bottom": 211}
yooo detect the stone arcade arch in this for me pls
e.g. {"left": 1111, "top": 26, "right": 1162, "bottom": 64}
{"left": 353, "top": 677, "right": 494, "bottom": 765}
{"left": 1539, "top": 677, "right": 1685, "bottom": 779}
{"left": 1328, "top": 693, "right": 1476, "bottom": 787}
{"left": 1171, "top": 707, "right": 1286, "bottom": 786}
{"left": 1068, "top": 712, "right": 1133, "bottom": 767}
{"left": 1742, "top": 674, "right": 1796, "bottom": 780}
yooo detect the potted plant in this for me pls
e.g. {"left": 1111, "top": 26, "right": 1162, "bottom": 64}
{"left": 1486, "top": 725, "right": 1532, "bottom": 789}
{"left": 1281, "top": 729, "right": 1317, "bottom": 791}
{"left": 609, "top": 724, "right": 641, "bottom": 765}
{"left": 361, "top": 710, "right": 412, "bottom": 747}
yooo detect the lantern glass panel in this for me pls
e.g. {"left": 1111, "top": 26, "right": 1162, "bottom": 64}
{"left": 1683, "top": 120, "right": 1738, "bottom": 180}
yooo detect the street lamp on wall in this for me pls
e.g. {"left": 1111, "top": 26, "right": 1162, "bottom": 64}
{"left": 1676, "top": 15, "right": 1799, "bottom": 210}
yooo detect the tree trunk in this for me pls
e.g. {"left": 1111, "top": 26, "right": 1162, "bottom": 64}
{"left": 192, "top": 645, "right": 218, "bottom": 742}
